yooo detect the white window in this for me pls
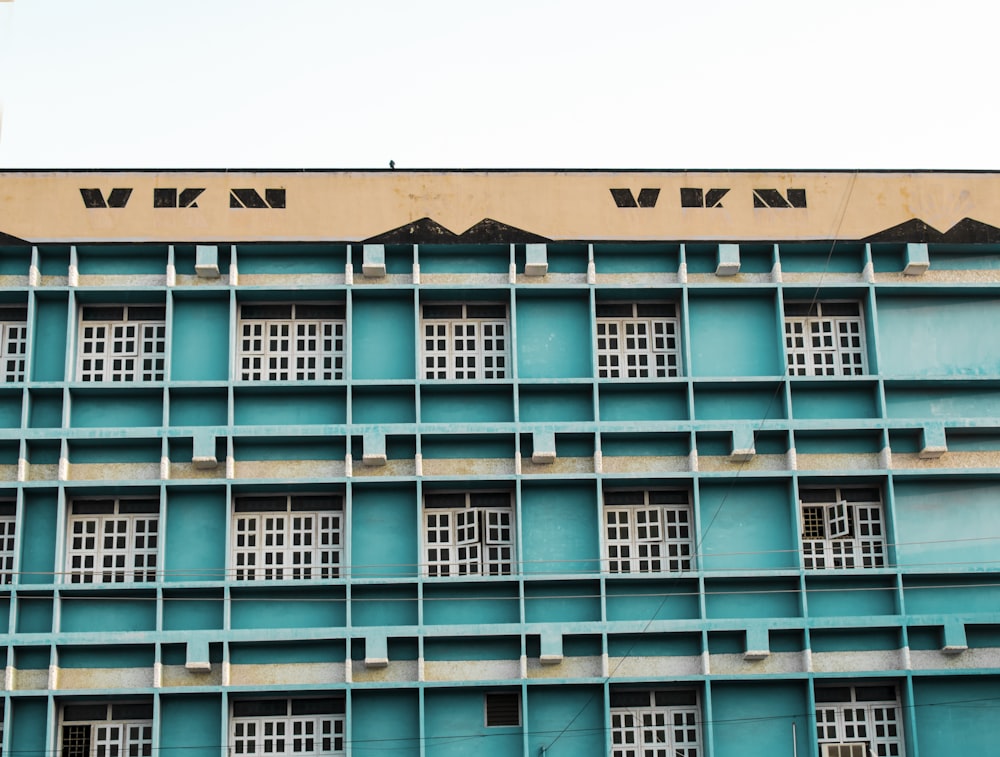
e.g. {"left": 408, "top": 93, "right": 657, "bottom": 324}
{"left": 596, "top": 303, "right": 680, "bottom": 379}
{"left": 231, "top": 698, "right": 345, "bottom": 757}
{"left": 816, "top": 685, "right": 904, "bottom": 757}
{"left": 785, "top": 301, "right": 866, "bottom": 376}
{"left": 0, "top": 501, "right": 14, "bottom": 584}
{"left": 0, "top": 306, "right": 27, "bottom": 382}
{"left": 421, "top": 303, "right": 507, "bottom": 380}
{"left": 78, "top": 305, "right": 166, "bottom": 382}
{"left": 66, "top": 498, "right": 159, "bottom": 584}
{"left": 800, "top": 487, "right": 886, "bottom": 569}
{"left": 610, "top": 689, "right": 702, "bottom": 757}
{"left": 238, "top": 303, "right": 345, "bottom": 381}
{"left": 604, "top": 490, "right": 693, "bottom": 574}
{"left": 60, "top": 702, "right": 153, "bottom": 757}
{"left": 424, "top": 492, "right": 514, "bottom": 577}
{"left": 232, "top": 494, "right": 342, "bottom": 580}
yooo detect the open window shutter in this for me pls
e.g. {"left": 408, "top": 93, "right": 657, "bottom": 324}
{"left": 827, "top": 501, "right": 851, "bottom": 539}
{"left": 455, "top": 509, "right": 480, "bottom": 575}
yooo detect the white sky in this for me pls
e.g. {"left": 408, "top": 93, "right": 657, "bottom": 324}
{"left": 0, "top": 0, "right": 997, "bottom": 170}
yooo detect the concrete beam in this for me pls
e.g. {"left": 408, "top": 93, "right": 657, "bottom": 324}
{"left": 195, "top": 245, "right": 221, "bottom": 278}
{"left": 362, "top": 244, "right": 387, "bottom": 278}
{"left": 716, "top": 243, "right": 741, "bottom": 276}
{"left": 525, "top": 243, "right": 548, "bottom": 276}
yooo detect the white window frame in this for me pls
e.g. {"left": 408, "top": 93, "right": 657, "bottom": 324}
{"left": 421, "top": 303, "right": 508, "bottom": 380}
{"left": 230, "top": 698, "right": 345, "bottom": 757}
{"left": 785, "top": 301, "right": 866, "bottom": 376}
{"left": 65, "top": 498, "right": 159, "bottom": 584}
{"left": 610, "top": 689, "right": 702, "bottom": 757}
{"left": 60, "top": 702, "right": 153, "bottom": 757}
{"left": 77, "top": 304, "right": 166, "bottom": 382}
{"left": 800, "top": 487, "right": 886, "bottom": 570}
{"left": 0, "top": 306, "right": 27, "bottom": 383}
{"left": 238, "top": 303, "right": 345, "bottom": 381}
{"left": 232, "top": 494, "right": 343, "bottom": 581}
{"left": 0, "top": 500, "right": 14, "bottom": 585}
{"left": 424, "top": 492, "right": 514, "bottom": 577}
{"left": 596, "top": 302, "right": 681, "bottom": 379}
{"left": 815, "top": 685, "right": 905, "bottom": 757}
{"left": 604, "top": 489, "right": 693, "bottom": 574}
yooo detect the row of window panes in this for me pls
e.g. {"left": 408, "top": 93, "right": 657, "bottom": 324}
{"left": 52, "top": 699, "right": 343, "bottom": 757}
{"left": 0, "top": 489, "right": 886, "bottom": 584}
{"left": 610, "top": 684, "right": 903, "bottom": 757}
{"left": 0, "top": 300, "right": 867, "bottom": 383}
{"left": 32, "top": 685, "right": 906, "bottom": 757}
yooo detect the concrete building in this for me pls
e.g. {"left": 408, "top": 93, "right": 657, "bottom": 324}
{"left": 0, "top": 169, "right": 997, "bottom": 756}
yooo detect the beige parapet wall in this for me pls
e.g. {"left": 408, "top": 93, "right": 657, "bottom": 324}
{"left": 1, "top": 170, "right": 1000, "bottom": 243}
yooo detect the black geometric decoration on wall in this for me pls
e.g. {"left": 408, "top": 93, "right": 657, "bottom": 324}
{"left": 864, "top": 217, "right": 1000, "bottom": 244}
{"left": 0, "top": 231, "right": 29, "bottom": 245}
{"left": 364, "top": 217, "right": 550, "bottom": 245}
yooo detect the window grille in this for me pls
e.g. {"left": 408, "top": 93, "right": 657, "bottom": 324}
{"left": 800, "top": 487, "right": 886, "bottom": 569}
{"left": 596, "top": 303, "right": 680, "bottom": 378}
{"left": 610, "top": 689, "right": 702, "bottom": 757}
{"left": 0, "top": 307, "right": 27, "bottom": 382}
{"left": 424, "top": 492, "right": 514, "bottom": 577}
{"left": 66, "top": 498, "right": 159, "bottom": 584}
{"left": 0, "top": 501, "right": 14, "bottom": 584}
{"left": 238, "top": 303, "right": 345, "bottom": 381}
{"left": 232, "top": 495, "right": 342, "bottom": 580}
{"left": 61, "top": 702, "right": 153, "bottom": 757}
{"left": 78, "top": 305, "right": 166, "bottom": 382}
{"left": 484, "top": 692, "right": 521, "bottom": 727}
{"left": 231, "top": 698, "right": 345, "bottom": 756}
{"left": 785, "top": 301, "right": 866, "bottom": 376}
{"left": 604, "top": 490, "right": 693, "bottom": 573}
{"left": 815, "top": 685, "right": 904, "bottom": 757}
{"left": 421, "top": 303, "right": 507, "bottom": 379}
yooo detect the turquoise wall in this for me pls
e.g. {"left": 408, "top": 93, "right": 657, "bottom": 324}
{"left": 424, "top": 688, "right": 522, "bottom": 757}
{"left": 878, "top": 295, "right": 1000, "bottom": 376}
{"left": 521, "top": 481, "right": 600, "bottom": 575}
{"left": 688, "top": 295, "right": 781, "bottom": 376}
{"left": 912, "top": 678, "right": 1000, "bottom": 755}
{"left": 699, "top": 481, "right": 796, "bottom": 571}
{"left": 172, "top": 295, "right": 229, "bottom": 380}
{"left": 516, "top": 293, "right": 591, "bottom": 379}
{"left": 160, "top": 695, "right": 221, "bottom": 757}
{"left": 351, "top": 484, "right": 417, "bottom": 579}
{"left": 353, "top": 690, "right": 420, "bottom": 756}
{"left": 712, "top": 682, "right": 810, "bottom": 757}
{"left": 527, "top": 686, "right": 605, "bottom": 757}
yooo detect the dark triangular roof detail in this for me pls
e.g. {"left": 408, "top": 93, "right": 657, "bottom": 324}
{"left": 363, "top": 217, "right": 460, "bottom": 244}
{"left": 864, "top": 217, "right": 1000, "bottom": 244}
{"left": 364, "top": 217, "right": 549, "bottom": 245}
{"left": 0, "top": 231, "right": 30, "bottom": 245}
{"left": 938, "top": 217, "right": 1000, "bottom": 243}
{"left": 458, "top": 218, "right": 549, "bottom": 244}
{"left": 864, "top": 218, "right": 943, "bottom": 242}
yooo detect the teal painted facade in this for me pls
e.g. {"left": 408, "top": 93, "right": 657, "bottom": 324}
{"left": 0, "top": 223, "right": 997, "bottom": 755}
